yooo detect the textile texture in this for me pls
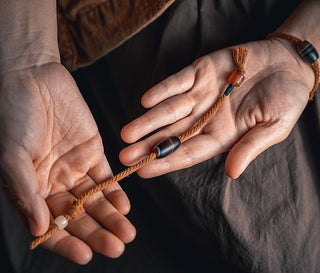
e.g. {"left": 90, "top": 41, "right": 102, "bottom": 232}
{"left": 57, "top": 0, "right": 174, "bottom": 70}
{"left": 1, "top": 0, "right": 319, "bottom": 272}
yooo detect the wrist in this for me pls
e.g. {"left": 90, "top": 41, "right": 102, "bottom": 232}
{"left": 266, "top": 38, "right": 315, "bottom": 99}
{"left": 0, "top": 0, "right": 60, "bottom": 74}
{"left": 267, "top": 32, "right": 319, "bottom": 100}
{"left": 265, "top": 1, "right": 320, "bottom": 100}
{"left": 0, "top": 43, "right": 60, "bottom": 75}
{"left": 275, "top": 1, "right": 320, "bottom": 51}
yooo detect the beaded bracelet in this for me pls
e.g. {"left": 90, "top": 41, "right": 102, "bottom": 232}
{"left": 267, "top": 32, "right": 319, "bottom": 100}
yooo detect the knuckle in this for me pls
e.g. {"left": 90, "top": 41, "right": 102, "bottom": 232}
{"left": 163, "top": 100, "right": 177, "bottom": 118}
{"left": 181, "top": 144, "right": 196, "bottom": 167}
{"left": 185, "top": 93, "right": 196, "bottom": 110}
{"left": 172, "top": 73, "right": 184, "bottom": 90}
{"left": 192, "top": 55, "right": 212, "bottom": 70}
{"left": 158, "top": 80, "right": 170, "bottom": 93}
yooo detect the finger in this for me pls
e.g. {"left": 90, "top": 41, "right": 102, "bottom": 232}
{"left": 141, "top": 65, "right": 195, "bottom": 108}
{"left": 48, "top": 133, "right": 129, "bottom": 214}
{"left": 120, "top": 116, "right": 200, "bottom": 166}
{"left": 67, "top": 212, "right": 125, "bottom": 258}
{"left": 121, "top": 93, "right": 195, "bottom": 143}
{"left": 42, "top": 229, "right": 93, "bottom": 265}
{"left": 0, "top": 147, "right": 50, "bottom": 236}
{"left": 47, "top": 134, "right": 105, "bottom": 191}
{"left": 105, "top": 189, "right": 131, "bottom": 216}
{"left": 122, "top": 132, "right": 226, "bottom": 178}
{"left": 88, "top": 154, "right": 131, "bottom": 215}
{"left": 85, "top": 196, "right": 136, "bottom": 243}
{"left": 225, "top": 121, "right": 290, "bottom": 179}
{"left": 140, "top": 134, "right": 227, "bottom": 178}
{"left": 119, "top": 100, "right": 230, "bottom": 167}
{"left": 72, "top": 176, "right": 136, "bottom": 243}
{"left": 120, "top": 140, "right": 155, "bottom": 166}
{"left": 47, "top": 190, "right": 126, "bottom": 258}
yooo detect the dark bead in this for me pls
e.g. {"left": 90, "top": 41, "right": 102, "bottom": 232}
{"left": 224, "top": 83, "right": 234, "bottom": 96}
{"left": 295, "top": 40, "right": 319, "bottom": 64}
{"left": 153, "top": 136, "right": 181, "bottom": 159}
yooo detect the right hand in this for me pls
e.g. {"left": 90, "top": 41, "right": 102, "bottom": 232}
{"left": 0, "top": 63, "right": 136, "bottom": 264}
{"left": 120, "top": 39, "right": 313, "bottom": 179}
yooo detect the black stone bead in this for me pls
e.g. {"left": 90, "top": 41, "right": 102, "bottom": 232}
{"left": 295, "top": 40, "right": 319, "bottom": 64}
{"left": 153, "top": 136, "right": 181, "bottom": 159}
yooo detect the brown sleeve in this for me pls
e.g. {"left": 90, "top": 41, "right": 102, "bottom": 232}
{"left": 57, "top": 0, "right": 174, "bottom": 70}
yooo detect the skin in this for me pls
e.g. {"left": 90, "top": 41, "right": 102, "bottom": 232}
{"left": 120, "top": 0, "right": 320, "bottom": 179}
{"left": 0, "top": 63, "right": 136, "bottom": 264}
{"left": 0, "top": 0, "right": 135, "bottom": 264}
{"left": 0, "top": 0, "right": 318, "bottom": 265}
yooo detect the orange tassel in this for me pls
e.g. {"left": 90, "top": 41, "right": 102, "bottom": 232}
{"left": 232, "top": 47, "right": 248, "bottom": 74}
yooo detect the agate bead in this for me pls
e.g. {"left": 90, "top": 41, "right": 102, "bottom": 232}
{"left": 153, "top": 136, "right": 181, "bottom": 159}
{"left": 227, "top": 70, "right": 245, "bottom": 87}
{"left": 54, "top": 215, "right": 68, "bottom": 230}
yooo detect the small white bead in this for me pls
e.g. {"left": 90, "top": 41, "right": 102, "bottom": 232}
{"left": 54, "top": 215, "right": 68, "bottom": 230}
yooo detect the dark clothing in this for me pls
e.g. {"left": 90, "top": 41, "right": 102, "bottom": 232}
{"left": 57, "top": 0, "right": 174, "bottom": 70}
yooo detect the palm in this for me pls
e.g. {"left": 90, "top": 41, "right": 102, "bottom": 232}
{"left": 0, "top": 63, "right": 135, "bottom": 263}
{"left": 21, "top": 64, "right": 100, "bottom": 193}
{"left": 203, "top": 70, "right": 307, "bottom": 153}
{"left": 120, "top": 39, "right": 311, "bottom": 178}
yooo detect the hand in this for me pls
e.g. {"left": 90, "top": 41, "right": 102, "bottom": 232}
{"left": 0, "top": 63, "right": 135, "bottom": 264}
{"left": 120, "top": 39, "right": 313, "bottom": 179}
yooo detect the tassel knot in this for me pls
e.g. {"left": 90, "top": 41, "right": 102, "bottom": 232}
{"left": 233, "top": 47, "right": 248, "bottom": 74}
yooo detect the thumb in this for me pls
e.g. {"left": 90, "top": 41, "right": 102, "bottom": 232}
{"left": 225, "top": 122, "right": 290, "bottom": 179}
{"left": 0, "top": 149, "right": 50, "bottom": 237}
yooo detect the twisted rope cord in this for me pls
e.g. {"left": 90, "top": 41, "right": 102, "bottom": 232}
{"left": 179, "top": 95, "right": 226, "bottom": 143}
{"left": 30, "top": 95, "right": 227, "bottom": 249}
{"left": 311, "top": 61, "right": 320, "bottom": 99}
{"left": 267, "top": 32, "right": 320, "bottom": 100}
{"left": 29, "top": 152, "right": 157, "bottom": 249}
{"left": 29, "top": 47, "right": 247, "bottom": 249}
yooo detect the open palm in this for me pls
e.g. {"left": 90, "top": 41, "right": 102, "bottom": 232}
{"left": 0, "top": 63, "right": 135, "bottom": 264}
{"left": 120, "top": 39, "right": 313, "bottom": 179}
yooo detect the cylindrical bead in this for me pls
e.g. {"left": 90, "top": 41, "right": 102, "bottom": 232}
{"left": 226, "top": 70, "right": 245, "bottom": 87}
{"left": 54, "top": 215, "right": 68, "bottom": 230}
{"left": 295, "top": 40, "right": 319, "bottom": 64}
{"left": 153, "top": 136, "right": 181, "bottom": 159}
{"left": 224, "top": 83, "right": 234, "bottom": 96}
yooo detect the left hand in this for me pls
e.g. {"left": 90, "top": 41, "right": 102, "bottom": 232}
{"left": 119, "top": 38, "right": 314, "bottom": 179}
{"left": 0, "top": 63, "right": 135, "bottom": 264}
